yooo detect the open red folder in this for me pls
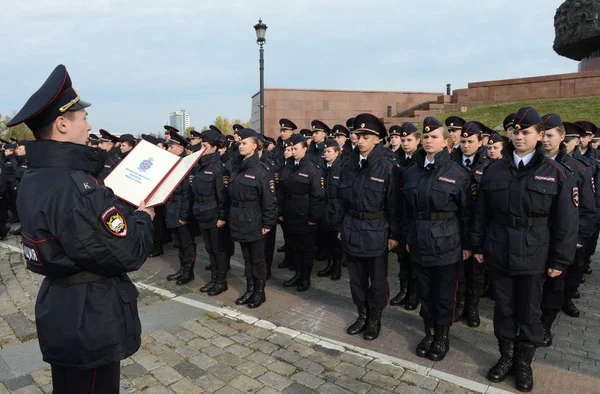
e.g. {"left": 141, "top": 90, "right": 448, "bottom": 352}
{"left": 104, "top": 140, "right": 205, "bottom": 207}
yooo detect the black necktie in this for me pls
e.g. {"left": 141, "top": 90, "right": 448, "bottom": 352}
{"left": 359, "top": 158, "right": 366, "bottom": 168}
{"left": 518, "top": 160, "right": 525, "bottom": 170}
{"left": 465, "top": 158, "right": 471, "bottom": 166}
{"left": 426, "top": 163, "right": 434, "bottom": 171}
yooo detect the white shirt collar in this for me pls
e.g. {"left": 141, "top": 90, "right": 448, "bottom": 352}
{"left": 513, "top": 150, "right": 536, "bottom": 167}
{"left": 294, "top": 160, "right": 300, "bottom": 166}
{"left": 462, "top": 154, "right": 475, "bottom": 166}
{"left": 548, "top": 155, "right": 557, "bottom": 161}
{"left": 424, "top": 157, "right": 434, "bottom": 167}
{"left": 406, "top": 154, "right": 412, "bottom": 160}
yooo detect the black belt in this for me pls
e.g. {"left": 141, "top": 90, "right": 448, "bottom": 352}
{"left": 494, "top": 216, "right": 548, "bottom": 228}
{"left": 195, "top": 195, "right": 215, "bottom": 203}
{"left": 232, "top": 201, "right": 259, "bottom": 208}
{"left": 349, "top": 210, "right": 384, "bottom": 220}
{"left": 413, "top": 211, "right": 456, "bottom": 220}
{"left": 53, "top": 271, "right": 108, "bottom": 285}
{"left": 285, "top": 194, "right": 309, "bottom": 200}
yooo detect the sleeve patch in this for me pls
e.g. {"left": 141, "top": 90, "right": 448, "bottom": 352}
{"left": 320, "top": 177, "right": 325, "bottom": 189}
{"left": 269, "top": 180, "right": 275, "bottom": 193}
{"left": 573, "top": 187, "right": 580, "bottom": 207}
{"left": 471, "top": 183, "right": 478, "bottom": 200}
{"left": 223, "top": 176, "right": 229, "bottom": 188}
{"left": 101, "top": 206, "right": 128, "bottom": 236}
{"left": 592, "top": 177, "right": 596, "bottom": 194}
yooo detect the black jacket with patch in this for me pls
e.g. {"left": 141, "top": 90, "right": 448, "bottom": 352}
{"left": 165, "top": 152, "right": 193, "bottom": 229}
{"left": 320, "top": 158, "right": 343, "bottom": 232}
{"left": 450, "top": 146, "right": 490, "bottom": 184}
{"left": 191, "top": 152, "right": 230, "bottom": 231}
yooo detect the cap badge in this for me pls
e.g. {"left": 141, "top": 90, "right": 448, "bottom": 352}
{"left": 361, "top": 123, "right": 365, "bottom": 128}
{"left": 514, "top": 124, "right": 521, "bottom": 130}
{"left": 463, "top": 132, "right": 468, "bottom": 137}
{"left": 402, "top": 132, "right": 407, "bottom": 136}
{"left": 425, "top": 126, "right": 430, "bottom": 132}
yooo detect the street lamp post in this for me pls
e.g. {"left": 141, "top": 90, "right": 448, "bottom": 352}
{"left": 254, "top": 18, "right": 267, "bottom": 134}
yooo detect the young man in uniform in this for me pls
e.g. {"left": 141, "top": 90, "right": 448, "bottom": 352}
{"left": 7, "top": 64, "right": 155, "bottom": 393}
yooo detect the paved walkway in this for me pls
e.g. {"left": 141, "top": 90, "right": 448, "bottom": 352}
{"left": 0, "top": 224, "right": 598, "bottom": 393}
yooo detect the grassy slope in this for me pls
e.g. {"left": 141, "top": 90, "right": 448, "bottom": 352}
{"left": 430, "top": 96, "right": 600, "bottom": 129}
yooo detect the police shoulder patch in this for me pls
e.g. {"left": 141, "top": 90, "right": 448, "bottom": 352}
{"left": 101, "top": 206, "right": 128, "bottom": 237}
{"left": 223, "top": 175, "right": 229, "bottom": 187}
{"left": 573, "top": 187, "right": 580, "bottom": 207}
{"left": 320, "top": 176, "right": 325, "bottom": 189}
{"left": 269, "top": 179, "right": 275, "bottom": 193}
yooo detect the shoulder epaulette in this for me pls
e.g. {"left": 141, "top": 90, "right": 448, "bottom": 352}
{"left": 70, "top": 171, "right": 97, "bottom": 195}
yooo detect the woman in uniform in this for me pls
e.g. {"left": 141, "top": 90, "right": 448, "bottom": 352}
{"left": 228, "top": 129, "right": 277, "bottom": 309}
{"left": 316, "top": 140, "right": 343, "bottom": 280}
{"left": 278, "top": 134, "right": 325, "bottom": 292}
{"left": 118, "top": 134, "right": 137, "bottom": 158}
{"left": 400, "top": 117, "right": 473, "bottom": 361}
{"left": 472, "top": 107, "right": 578, "bottom": 392}
{"left": 191, "top": 130, "right": 231, "bottom": 296}
{"left": 486, "top": 133, "right": 505, "bottom": 160}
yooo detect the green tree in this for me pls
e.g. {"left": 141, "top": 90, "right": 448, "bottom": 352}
{"left": 184, "top": 126, "right": 196, "bottom": 137}
{"left": 204, "top": 117, "right": 250, "bottom": 135}
{"left": 0, "top": 112, "right": 34, "bottom": 141}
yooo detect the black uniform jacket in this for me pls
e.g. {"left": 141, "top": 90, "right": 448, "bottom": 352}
{"left": 472, "top": 142, "right": 578, "bottom": 275}
{"left": 573, "top": 147, "right": 600, "bottom": 226}
{"left": 320, "top": 158, "right": 342, "bottom": 232}
{"left": 97, "top": 148, "right": 122, "bottom": 184}
{"left": 165, "top": 152, "right": 193, "bottom": 229}
{"left": 337, "top": 144, "right": 400, "bottom": 258}
{"left": 340, "top": 140, "right": 354, "bottom": 163}
{"left": 555, "top": 144, "right": 596, "bottom": 245}
{"left": 308, "top": 141, "right": 325, "bottom": 168}
{"left": 15, "top": 155, "right": 27, "bottom": 188}
{"left": 400, "top": 148, "right": 473, "bottom": 267}
{"left": 228, "top": 153, "right": 277, "bottom": 242}
{"left": 4, "top": 154, "right": 16, "bottom": 186}
{"left": 191, "top": 152, "right": 230, "bottom": 231}
{"left": 17, "top": 140, "right": 154, "bottom": 369}
{"left": 278, "top": 155, "right": 325, "bottom": 235}
{"left": 450, "top": 146, "right": 490, "bottom": 184}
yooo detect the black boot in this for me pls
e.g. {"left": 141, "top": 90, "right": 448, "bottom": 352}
{"left": 563, "top": 298, "right": 580, "bottom": 317}
{"left": 347, "top": 305, "right": 368, "bottom": 335}
{"left": 583, "top": 259, "right": 592, "bottom": 275}
{"left": 167, "top": 266, "right": 184, "bottom": 281}
{"left": 428, "top": 325, "right": 450, "bottom": 361}
{"left": 317, "top": 258, "right": 334, "bottom": 277}
{"left": 571, "top": 290, "right": 581, "bottom": 299}
{"left": 454, "top": 287, "right": 466, "bottom": 322}
{"left": 204, "top": 264, "right": 211, "bottom": 270}
{"left": 149, "top": 247, "right": 164, "bottom": 257}
{"left": 416, "top": 321, "right": 436, "bottom": 357}
{"left": 404, "top": 280, "right": 419, "bottom": 311}
{"left": 277, "top": 243, "right": 286, "bottom": 253}
{"left": 514, "top": 342, "right": 535, "bottom": 392}
{"left": 248, "top": 279, "right": 266, "bottom": 309}
{"left": 390, "top": 279, "right": 408, "bottom": 306}
{"left": 235, "top": 278, "right": 255, "bottom": 305}
{"left": 297, "top": 263, "right": 312, "bottom": 292}
{"left": 541, "top": 311, "right": 557, "bottom": 347}
{"left": 487, "top": 340, "right": 515, "bottom": 383}
{"left": 0, "top": 226, "right": 10, "bottom": 241}
{"left": 363, "top": 307, "right": 383, "bottom": 341}
{"left": 200, "top": 270, "right": 217, "bottom": 292}
{"left": 466, "top": 296, "right": 480, "bottom": 328}
{"left": 330, "top": 255, "right": 341, "bottom": 281}
{"left": 208, "top": 270, "right": 228, "bottom": 296}
{"left": 9, "top": 226, "right": 21, "bottom": 236}
{"left": 176, "top": 263, "right": 195, "bottom": 285}
{"left": 283, "top": 270, "right": 301, "bottom": 287}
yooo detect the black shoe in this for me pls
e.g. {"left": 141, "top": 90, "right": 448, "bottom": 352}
{"left": 8, "top": 217, "right": 18, "bottom": 224}
{"left": 428, "top": 325, "right": 450, "bottom": 361}
{"left": 149, "top": 248, "right": 164, "bottom": 258}
{"left": 583, "top": 266, "right": 592, "bottom": 275}
{"left": 541, "top": 311, "right": 557, "bottom": 347}
{"left": 204, "top": 264, "right": 211, "bottom": 271}
{"left": 347, "top": 305, "right": 368, "bottom": 335}
{"left": 296, "top": 280, "right": 310, "bottom": 292}
{"left": 200, "top": 270, "right": 217, "bottom": 292}
{"left": 454, "top": 287, "right": 466, "bottom": 322}
{"left": 487, "top": 340, "right": 515, "bottom": 383}
{"left": 167, "top": 268, "right": 183, "bottom": 281}
{"left": 317, "top": 258, "right": 334, "bottom": 277}
{"left": 404, "top": 281, "right": 419, "bottom": 311}
{"left": 466, "top": 296, "right": 480, "bottom": 328}
{"left": 235, "top": 278, "right": 255, "bottom": 305}
{"left": 283, "top": 273, "right": 301, "bottom": 287}
{"left": 9, "top": 226, "right": 21, "bottom": 236}
{"left": 277, "top": 244, "right": 286, "bottom": 253}
{"left": 248, "top": 279, "right": 266, "bottom": 309}
{"left": 0, "top": 226, "right": 10, "bottom": 241}
{"left": 363, "top": 307, "right": 383, "bottom": 341}
{"left": 563, "top": 298, "right": 580, "bottom": 318}
{"left": 571, "top": 290, "right": 581, "bottom": 299}
{"left": 331, "top": 255, "right": 341, "bottom": 280}
{"left": 390, "top": 280, "right": 408, "bottom": 306}
{"left": 514, "top": 342, "right": 535, "bottom": 392}
{"left": 176, "top": 264, "right": 195, "bottom": 285}
{"left": 416, "top": 322, "right": 435, "bottom": 357}
{"left": 207, "top": 270, "right": 228, "bottom": 296}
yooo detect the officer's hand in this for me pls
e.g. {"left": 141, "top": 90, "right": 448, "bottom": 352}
{"left": 462, "top": 250, "right": 473, "bottom": 260}
{"left": 308, "top": 221, "right": 317, "bottom": 226}
{"left": 278, "top": 216, "right": 284, "bottom": 222}
{"left": 547, "top": 268, "right": 562, "bottom": 278}
{"left": 178, "top": 220, "right": 187, "bottom": 225}
{"left": 474, "top": 254, "right": 485, "bottom": 264}
{"left": 217, "top": 220, "right": 226, "bottom": 228}
{"left": 262, "top": 228, "right": 270, "bottom": 235}
{"left": 406, "top": 244, "right": 410, "bottom": 252}
{"left": 136, "top": 200, "right": 155, "bottom": 221}
{"left": 388, "top": 239, "right": 399, "bottom": 251}
{"left": 576, "top": 243, "right": 583, "bottom": 249}
{"left": 337, "top": 232, "right": 341, "bottom": 240}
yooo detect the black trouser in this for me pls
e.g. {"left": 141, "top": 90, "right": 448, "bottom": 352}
{"left": 288, "top": 231, "right": 316, "bottom": 279}
{"left": 492, "top": 270, "right": 546, "bottom": 346}
{"left": 324, "top": 230, "right": 342, "bottom": 263}
{"left": 264, "top": 225, "right": 277, "bottom": 271}
{"left": 240, "top": 238, "right": 266, "bottom": 280}
{"left": 464, "top": 256, "right": 485, "bottom": 297}
{"left": 0, "top": 196, "right": 7, "bottom": 226}
{"left": 565, "top": 246, "right": 585, "bottom": 297}
{"left": 413, "top": 262, "right": 458, "bottom": 325}
{"left": 171, "top": 224, "right": 196, "bottom": 266}
{"left": 51, "top": 361, "right": 120, "bottom": 394}
{"left": 152, "top": 205, "right": 165, "bottom": 251}
{"left": 7, "top": 183, "right": 17, "bottom": 220}
{"left": 202, "top": 226, "right": 230, "bottom": 272}
{"left": 541, "top": 270, "right": 566, "bottom": 313}
{"left": 346, "top": 253, "right": 389, "bottom": 309}
{"left": 394, "top": 244, "right": 412, "bottom": 281}
{"left": 585, "top": 228, "right": 599, "bottom": 266}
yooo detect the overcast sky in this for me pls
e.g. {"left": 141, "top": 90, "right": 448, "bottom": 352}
{"left": 0, "top": 0, "right": 576, "bottom": 135}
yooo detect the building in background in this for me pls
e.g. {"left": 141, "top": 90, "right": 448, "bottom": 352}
{"left": 167, "top": 110, "right": 191, "bottom": 132}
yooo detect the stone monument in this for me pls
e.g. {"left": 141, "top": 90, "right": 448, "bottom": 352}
{"left": 554, "top": 0, "right": 600, "bottom": 71}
